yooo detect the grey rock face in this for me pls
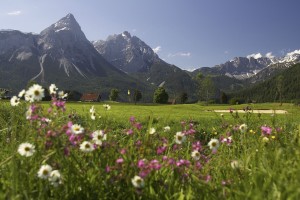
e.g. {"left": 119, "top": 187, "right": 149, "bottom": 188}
{"left": 37, "top": 13, "right": 113, "bottom": 78}
{"left": 93, "top": 31, "right": 159, "bottom": 73}
{"left": 214, "top": 57, "right": 272, "bottom": 79}
{"left": 0, "top": 13, "right": 145, "bottom": 95}
{"left": 0, "top": 30, "right": 37, "bottom": 61}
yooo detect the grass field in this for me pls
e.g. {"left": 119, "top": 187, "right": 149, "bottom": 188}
{"left": 1, "top": 99, "right": 300, "bottom": 199}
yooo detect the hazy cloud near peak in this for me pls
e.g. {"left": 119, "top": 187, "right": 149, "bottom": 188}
{"left": 152, "top": 46, "right": 161, "bottom": 53}
{"left": 168, "top": 52, "right": 191, "bottom": 57}
{"left": 185, "top": 66, "right": 197, "bottom": 72}
{"left": 7, "top": 10, "right": 22, "bottom": 16}
{"left": 246, "top": 53, "right": 262, "bottom": 59}
{"left": 265, "top": 52, "right": 275, "bottom": 59}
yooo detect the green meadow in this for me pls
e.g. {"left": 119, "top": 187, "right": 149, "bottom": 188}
{"left": 1, "top": 99, "right": 300, "bottom": 199}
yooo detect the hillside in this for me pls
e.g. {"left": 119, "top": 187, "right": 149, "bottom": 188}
{"left": 231, "top": 63, "right": 300, "bottom": 102}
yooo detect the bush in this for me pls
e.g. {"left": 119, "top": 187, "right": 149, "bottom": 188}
{"left": 229, "top": 97, "right": 244, "bottom": 105}
{"left": 109, "top": 89, "right": 119, "bottom": 101}
{"left": 153, "top": 87, "right": 168, "bottom": 104}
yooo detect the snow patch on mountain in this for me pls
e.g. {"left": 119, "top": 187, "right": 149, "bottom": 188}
{"left": 247, "top": 53, "right": 262, "bottom": 59}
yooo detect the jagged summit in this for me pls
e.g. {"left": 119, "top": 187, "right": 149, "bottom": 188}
{"left": 40, "top": 13, "right": 85, "bottom": 39}
{"left": 121, "top": 31, "right": 131, "bottom": 38}
{"left": 93, "top": 31, "right": 159, "bottom": 73}
{"left": 38, "top": 13, "right": 88, "bottom": 54}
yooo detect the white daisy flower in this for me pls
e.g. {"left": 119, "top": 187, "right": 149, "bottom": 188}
{"left": 26, "top": 106, "right": 32, "bottom": 119}
{"left": 103, "top": 104, "right": 111, "bottom": 110}
{"left": 262, "top": 137, "right": 269, "bottom": 143}
{"left": 131, "top": 175, "right": 144, "bottom": 188}
{"left": 90, "top": 106, "right": 96, "bottom": 120}
{"left": 174, "top": 131, "right": 186, "bottom": 144}
{"left": 10, "top": 96, "right": 20, "bottom": 106}
{"left": 92, "top": 130, "right": 106, "bottom": 145}
{"left": 149, "top": 127, "right": 156, "bottom": 135}
{"left": 89, "top": 106, "right": 95, "bottom": 113}
{"left": 58, "top": 91, "right": 68, "bottom": 99}
{"left": 80, "top": 141, "right": 95, "bottom": 152}
{"left": 24, "top": 92, "right": 34, "bottom": 103}
{"left": 71, "top": 124, "right": 84, "bottom": 135}
{"left": 49, "top": 170, "right": 62, "bottom": 187}
{"left": 191, "top": 150, "right": 201, "bottom": 161}
{"left": 37, "top": 164, "right": 52, "bottom": 179}
{"left": 27, "top": 84, "right": 45, "bottom": 102}
{"left": 239, "top": 124, "right": 248, "bottom": 133}
{"left": 208, "top": 138, "right": 220, "bottom": 150}
{"left": 44, "top": 118, "right": 52, "bottom": 123}
{"left": 230, "top": 160, "right": 241, "bottom": 169}
{"left": 91, "top": 112, "right": 96, "bottom": 120}
{"left": 17, "top": 142, "right": 35, "bottom": 157}
{"left": 18, "top": 89, "right": 26, "bottom": 98}
{"left": 163, "top": 126, "right": 171, "bottom": 132}
{"left": 49, "top": 84, "right": 58, "bottom": 95}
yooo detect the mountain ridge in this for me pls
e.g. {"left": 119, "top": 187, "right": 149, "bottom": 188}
{"left": 0, "top": 14, "right": 153, "bottom": 100}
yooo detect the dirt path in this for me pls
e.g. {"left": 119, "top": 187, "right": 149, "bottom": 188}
{"left": 213, "top": 110, "right": 288, "bottom": 114}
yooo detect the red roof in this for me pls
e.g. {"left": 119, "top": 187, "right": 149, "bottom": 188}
{"left": 80, "top": 93, "right": 101, "bottom": 102}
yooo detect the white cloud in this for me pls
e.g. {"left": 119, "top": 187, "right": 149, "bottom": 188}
{"left": 265, "top": 52, "right": 275, "bottom": 59}
{"left": 168, "top": 52, "right": 191, "bottom": 57}
{"left": 7, "top": 10, "right": 22, "bottom": 16}
{"left": 246, "top": 53, "right": 262, "bottom": 59}
{"left": 224, "top": 50, "right": 229, "bottom": 54}
{"left": 152, "top": 46, "right": 161, "bottom": 53}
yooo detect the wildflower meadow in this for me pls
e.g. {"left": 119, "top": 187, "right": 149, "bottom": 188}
{"left": 1, "top": 84, "right": 300, "bottom": 199}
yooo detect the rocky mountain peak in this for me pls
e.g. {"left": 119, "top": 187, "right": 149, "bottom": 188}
{"left": 93, "top": 31, "right": 159, "bottom": 73}
{"left": 39, "top": 13, "right": 85, "bottom": 40}
{"left": 122, "top": 31, "right": 131, "bottom": 38}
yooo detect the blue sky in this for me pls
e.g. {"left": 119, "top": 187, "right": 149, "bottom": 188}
{"left": 1, "top": 0, "right": 300, "bottom": 70}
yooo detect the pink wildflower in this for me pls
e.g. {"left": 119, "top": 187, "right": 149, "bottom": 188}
{"left": 261, "top": 126, "right": 272, "bottom": 136}
{"left": 116, "top": 158, "right": 124, "bottom": 164}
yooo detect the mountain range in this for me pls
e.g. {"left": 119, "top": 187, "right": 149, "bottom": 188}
{"left": 0, "top": 14, "right": 152, "bottom": 100}
{"left": 0, "top": 13, "right": 299, "bottom": 102}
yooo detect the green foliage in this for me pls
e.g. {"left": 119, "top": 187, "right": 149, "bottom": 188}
{"left": 109, "top": 88, "right": 119, "bottom": 101}
{"left": 133, "top": 90, "right": 142, "bottom": 104}
{"left": 232, "top": 63, "right": 300, "bottom": 103}
{"left": 1, "top": 99, "right": 300, "bottom": 199}
{"left": 179, "top": 92, "right": 188, "bottom": 104}
{"left": 153, "top": 87, "right": 169, "bottom": 104}
{"left": 196, "top": 74, "right": 216, "bottom": 104}
{"left": 229, "top": 97, "right": 244, "bottom": 105}
{"left": 220, "top": 91, "right": 228, "bottom": 104}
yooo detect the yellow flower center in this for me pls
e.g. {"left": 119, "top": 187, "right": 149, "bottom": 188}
{"left": 34, "top": 90, "right": 40, "bottom": 96}
{"left": 43, "top": 170, "right": 49, "bottom": 175}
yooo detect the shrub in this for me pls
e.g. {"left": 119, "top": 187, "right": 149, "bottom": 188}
{"left": 153, "top": 87, "right": 168, "bottom": 104}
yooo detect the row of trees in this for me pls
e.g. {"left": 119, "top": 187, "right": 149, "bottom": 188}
{"left": 109, "top": 89, "right": 142, "bottom": 104}
{"left": 109, "top": 87, "right": 189, "bottom": 104}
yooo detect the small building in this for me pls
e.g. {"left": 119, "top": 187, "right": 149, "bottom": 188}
{"left": 80, "top": 93, "right": 101, "bottom": 102}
